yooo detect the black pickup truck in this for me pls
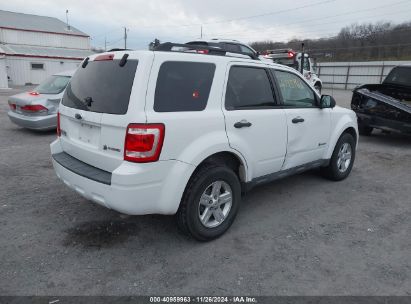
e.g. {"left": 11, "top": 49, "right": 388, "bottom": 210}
{"left": 351, "top": 65, "right": 411, "bottom": 135}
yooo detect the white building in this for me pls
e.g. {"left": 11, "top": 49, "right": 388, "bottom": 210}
{"left": 0, "top": 10, "right": 93, "bottom": 88}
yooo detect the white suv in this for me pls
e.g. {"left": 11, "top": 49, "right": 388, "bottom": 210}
{"left": 50, "top": 43, "right": 358, "bottom": 241}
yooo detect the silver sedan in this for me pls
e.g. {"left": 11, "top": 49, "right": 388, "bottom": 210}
{"left": 7, "top": 70, "right": 75, "bottom": 131}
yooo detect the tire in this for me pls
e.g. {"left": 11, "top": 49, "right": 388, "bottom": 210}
{"left": 358, "top": 123, "right": 373, "bottom": 136}
{"left": 176, "top": 164, "right": 241, "bottom": 241}
{"left": 321, "top": 133, "right": 356, "bottom": 181}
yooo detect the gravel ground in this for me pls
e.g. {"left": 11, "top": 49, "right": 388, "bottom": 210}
{"left": 0, "top": 88, "right": 410, "bottom": 296}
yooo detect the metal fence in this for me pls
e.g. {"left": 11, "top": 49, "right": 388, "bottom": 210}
{"left": 316, "top": 60, "right": 411, "bottom": 90}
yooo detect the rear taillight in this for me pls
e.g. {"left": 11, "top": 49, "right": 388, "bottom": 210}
{"left": 124, "top": 123, "right": 165, "bottom": 163}
{"left": 8, "top": 103, "right": 16, "bottom": 110}
{"left": 196, "top": 49, "right": 209, "bottom": 54}
{"left": 20, "top": 104, "right": 48, "bottom": 113}
{"left": 28, "top": 91, "right": 40, "bottom": 96}
{"left": 57, "top": 112, "right": 61, "bottom": 137}
{"left": 288, "top": 51, "right": 295, "bottom": 58}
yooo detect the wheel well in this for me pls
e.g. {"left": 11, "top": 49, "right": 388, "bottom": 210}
{"left": 343, "top": 127, "right": 357, "bottom": 144}
{"left": 195, "top": 152, "right": 246, "bottom": 183}
{"left": 314, "top": 81, "right": 322, "bottom": 88}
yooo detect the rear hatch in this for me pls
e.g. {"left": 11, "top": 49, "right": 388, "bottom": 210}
{"left": 58, "top": 51, "right": 152, "bottom": 172}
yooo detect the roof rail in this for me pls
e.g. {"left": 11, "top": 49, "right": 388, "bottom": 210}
{"left": 154, "top": 42, "right": 258, "bottom": 60}
{"left": 107, "top": 48, "right": 133, "bottom": 52}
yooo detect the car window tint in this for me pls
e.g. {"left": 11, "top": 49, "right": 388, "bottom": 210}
{"left": 154, "top": 61, "right": 215, "bottom": 112}
{"left": 225, "top": 66, "right": 275, "bottom": 110}
{"left": 223, "top": 43, "right": 241, "bottom": 53}
{"left": 62, "top": 60, "right": 138, "bottom": 114}
{"left": 239, "top": 45, "right": 255, "bottom": 55}
{"left": 274, "top": 70, "right": 316, "bottom": 107}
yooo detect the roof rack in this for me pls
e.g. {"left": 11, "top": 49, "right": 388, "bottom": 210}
{"left": 107, "top": 48, "right": 133, "bottom": 52}
{"left": 154, "top": 42, "right": 258, "bottom": 60}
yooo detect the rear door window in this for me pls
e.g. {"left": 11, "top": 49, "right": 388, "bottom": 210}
{"left": 154, "top": 61, "right": 215, "bottom": 112}
{"left": 225, "top": 66, "right": 276, "bottom": 110}
{"left": 62, "top": 59, "right": 138, "bottom": 114}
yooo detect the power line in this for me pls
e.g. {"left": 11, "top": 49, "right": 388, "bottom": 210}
{"left": 200, "top": 0, "right": 337, "bottom": 25}
{"left": 205, "top": 0, "right": 411, "bottom": 38}
{"left": 275, "top": 0, "right": 409, "bottom": 28}
{"left": 227, "top": 10, "right": 411, "bottom": 42}
{"left": 132, "top": 0, "right": 337, "bottom": 30}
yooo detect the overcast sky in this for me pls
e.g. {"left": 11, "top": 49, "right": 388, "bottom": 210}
{"left": 2, "top": 0, "right": 411, "bottom": 49}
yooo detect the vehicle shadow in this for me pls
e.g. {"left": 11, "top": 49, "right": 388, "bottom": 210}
{"left": 60, "top": 170, "right": 327, "bottom": 249}
{"left": 61, "top": 210, "right": 196, "bottom": 249}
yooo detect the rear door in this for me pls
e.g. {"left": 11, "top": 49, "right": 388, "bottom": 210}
{"left": 58, "top": 52, "right": 152, "bottom": 172}
{"left": 223, "top": 63, "right": 287, "bottom": 179}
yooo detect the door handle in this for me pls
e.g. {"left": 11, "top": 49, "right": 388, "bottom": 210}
{"left": 234, "top": 120, "right": 252, "bottom": 128}
{"left": 292, "top": 117, "right": 304, "bottom": 124}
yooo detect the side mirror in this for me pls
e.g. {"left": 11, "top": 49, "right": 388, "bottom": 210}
{"left": 320, "top": 95, "right": 336, "bottom": 109}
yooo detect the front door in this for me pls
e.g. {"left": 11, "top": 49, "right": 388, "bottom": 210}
{"left": 223, "top": 64, "right": 287, "bottom": 179}
{"left": 272, "top": 69, "right": 331, "bottom": 170}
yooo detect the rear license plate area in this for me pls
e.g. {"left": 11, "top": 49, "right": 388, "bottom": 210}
{"left": 77, "top": 122, "right": 100, "bottom": 146}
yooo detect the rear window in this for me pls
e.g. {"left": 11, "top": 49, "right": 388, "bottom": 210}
{"left": 62, "top": 59, "right": 138, "bottom": 114}
{"left": 154, "top": 61, "right": 215, "bottom": 112}
{"left": 384, "top": 67, "right": 411, "bottom": 87}
{"left": 35, "top": 75, "right": 70, "bottom": 94}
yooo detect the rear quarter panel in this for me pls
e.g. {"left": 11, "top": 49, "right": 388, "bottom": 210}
{"left": 144, "top": 53, "right": 251, "bottom": 181}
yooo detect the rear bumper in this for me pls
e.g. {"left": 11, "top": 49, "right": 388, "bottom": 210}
{"left": 50, "top": 139, "right": 195, "bottom": 215}
{"left": 8, "top": 111, "right": 56, "bottom": 130}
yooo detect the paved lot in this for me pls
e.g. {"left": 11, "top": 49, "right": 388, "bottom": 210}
{"left": 0, "top": 88, "right": 410, "bottom": 296}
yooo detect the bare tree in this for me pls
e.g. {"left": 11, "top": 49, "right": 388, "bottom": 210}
{"left": 250, "top": 21, "right": 411, "bottom": 61}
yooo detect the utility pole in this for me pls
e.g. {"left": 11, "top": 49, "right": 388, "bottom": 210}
{"left": 124, "top": 27, "right": 128, "bottom": 49}
{"left": 200, "top": 25, "right": 203, "bottom": 39}
{"left": 104, "top": 36, "right": 107, "bottom": 52}
{"left": 65, "top": 9, "right": 70, "bottom": 31}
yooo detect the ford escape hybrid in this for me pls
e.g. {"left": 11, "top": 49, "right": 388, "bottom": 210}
{"left": 51, "top": 43, "right": 358, "bottom": 241}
